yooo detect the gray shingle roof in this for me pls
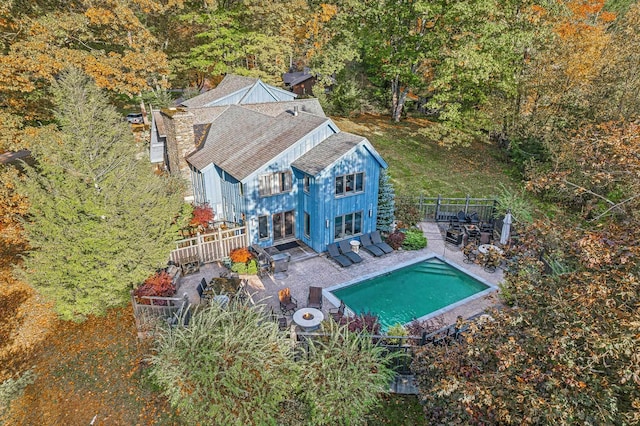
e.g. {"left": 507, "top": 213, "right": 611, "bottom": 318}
{"left": 187, "top": 99, "right": 325, "bottom": 125}
{"left": 291, "top": 132, "right": 365, "bottom": 176}
{"left": 186, "top": 106, "right": 329, "bottom": 180}
{"left": 181, "top": 75, "right": 258, "bottom": 108}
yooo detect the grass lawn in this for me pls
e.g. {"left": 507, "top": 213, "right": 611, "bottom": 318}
{"left": 333, "top": 115, "right": 518, "bottom": 197}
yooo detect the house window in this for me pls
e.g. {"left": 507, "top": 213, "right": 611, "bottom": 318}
{"left": 258, "top": 216, "right": 269, "bottom": 239}
{"left": 259, "top": 170, "right": 292, "bottom": 197}
{"left": 335, "top": 172, "right": 364, "bottom": 196}
{"left": 303, "top": 175, "right": 310, "bottom": 193}
{"left": 334, "top": 211, "right": 363, "bottom": 239}
{"left": 304, "top": 212, "right": 310, "bottom": 237}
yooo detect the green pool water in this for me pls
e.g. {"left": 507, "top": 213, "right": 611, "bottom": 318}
{"left": 330, "top": 258, "right": 490, "bottom": 330}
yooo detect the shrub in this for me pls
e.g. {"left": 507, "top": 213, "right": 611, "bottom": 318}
{"left": 148, "top": 301, "right": 298, "bottom": 425}
{"left": 149, "top": 302, "right": 397, "bottom": 425}
{"left": 395, "top": 197, "right": 422, "bottom": 228}
{"left": 386, "top": 323, "right": 408, "bottom": 345}
{"left": 134, "top": 271, "right": 175, "bottom": 304}
{"left": 402, "top": 228, "right": 427, "bottom": 250}
{"left": 386, "top": 230, "right": 406, "bottom": 250}
{"left": 340, "top": 312, "right": 381, "bottom": 334}
{"left": 190, "top": 203, "right": 214, "bottom": 228}
{"left": 229, "top": 247, "right": 253, "bottom": 263}
{"left": 231, "top": 259, "right": 258, "bottom": 275}
{"left": 406, "top": 317, "right": 446, "bottom": 342}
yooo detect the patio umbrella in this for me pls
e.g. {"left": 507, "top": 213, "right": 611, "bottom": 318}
{"left": 500, "top": 211, "right": 513, "bottom": 245}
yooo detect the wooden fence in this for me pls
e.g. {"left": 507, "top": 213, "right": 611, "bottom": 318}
{"left": 397, "top": 194, "right": 498, "bottom": 223}
{"left": 170, "top": 224, "right": 249, "bottom": 265}
{"left": 131, "top": 292, "right": 189, "bottom": 337}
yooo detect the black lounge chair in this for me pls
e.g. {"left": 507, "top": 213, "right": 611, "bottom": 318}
{"left": 327, "top": 243, "right": 352, "bottom": 267}
{"left": 371, "top": 231, "right": 393, "bottom": 254}
{"left": 338, "top": 240, "right": 363, "bottom": 263}
{"left": 307, "top": 286, "right": 323, "bottom": 309}
{"left": 457, "top": 210, "right": 467, "bottom": 223}
{"left": 360, "top": 233, "right": 385, "bottom": 257}
{"left": 329, "top": 301, "right": 346, "bottom": 322}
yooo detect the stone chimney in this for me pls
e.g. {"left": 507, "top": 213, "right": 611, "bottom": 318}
{"left": 162, "top": 107, "right": 195, "bottom": 199}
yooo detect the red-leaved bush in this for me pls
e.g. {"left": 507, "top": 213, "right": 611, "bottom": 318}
{"left": 190, "top": 203, "right": 214, "bottom": 228}
{"left": 340, "top": 312, "right": 381, "bottom": 334}
{"left": 386, "top": 230, "right": 406, "bottom": 250}
{"left": 229, "top": 247, "right": 253, "bottom": 263}
{"left": 134, "top": 271, "right": 175, "bottom": 304}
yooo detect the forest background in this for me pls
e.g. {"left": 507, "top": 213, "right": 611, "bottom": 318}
{"left": 1, "top": 0, "right": 639, "bottom": 424}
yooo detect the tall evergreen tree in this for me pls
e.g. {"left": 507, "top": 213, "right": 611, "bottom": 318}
{"left": 377, "top": 169, "right": 395, "bottom": 233}
{"left": 16, "top": 69, "right": 185, "bottom": 321}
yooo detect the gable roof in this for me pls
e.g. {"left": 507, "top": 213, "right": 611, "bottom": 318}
{"left": 181, "top": 75, "right": 296, "bottom": 108}
{"left": 188, "top": 98, "right": 325, "bottom": 125}
{"left": 181, "top": 75, "right": 257, "bottom": 108}
{"left": 291, "top": 132, "right": 387, "bottom": 176}
{"left": 186, "top": 106, "right": 330, "bottom": 180}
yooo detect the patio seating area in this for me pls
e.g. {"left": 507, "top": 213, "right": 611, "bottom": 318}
{"left": 174, "top": 221, "right": 504, "bottom": 329}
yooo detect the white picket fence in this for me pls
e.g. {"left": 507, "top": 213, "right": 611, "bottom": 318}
{"left": 170, "top": 224, "right": 250, "bottom": 265}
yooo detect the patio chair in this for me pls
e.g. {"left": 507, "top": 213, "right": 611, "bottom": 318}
{"left": 327, "top": 243, "right": 353, "bottom": 267}
{"left": 167, "top": 301, "right": 192, "bottom": 327}
{"left": 338, "top": 239, "right": 363, "bottom": 263}
{"left": 307, "top": 286, "right": 323, "bottom": 310}
{"left": 360, "top": 233, "right": 385, "bottom": 257}
{"left": 278, "top": 316, "right": 288, "bottom": 331}
{"left": 371, "top": 231, "right": 393, "bottom": 254}
{"left": 479, "top": 232, "right": 492, "bottom": 245}
{"left": 467, "top": 211, "right": 480, "bottom": 225}
{"left": 278, "top": 287, "right": 298, "bottom": 315}
{"left": 457, "top": 210, "right": 467, "bottom": 223}
{"left": 196, "top": 281, "right": 210, "bottom": 304}
{"left": 329, "top": 301, "right": 346, "bottom": 322}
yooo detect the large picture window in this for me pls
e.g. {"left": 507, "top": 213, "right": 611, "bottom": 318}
{"left": 258, "top": 216, "right": 269, "bottom": 239}
{"left": 259, "top": 170, "right": 292, "bottom": 197}
{"left": 335, "top": 172, "right": 364, "bottom": 196}
{"left": 334, "top": 211, "right": 363, "bottom": 239}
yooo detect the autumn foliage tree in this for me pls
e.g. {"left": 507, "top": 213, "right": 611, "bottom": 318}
{"left": 414, "top": 113, "right": 640, "bottom": 423}
{"left": 0, "top": 0, "right": 171, "bottom": 146}
{"left": 15, "top": 69, "right": 184, "bottom": 321}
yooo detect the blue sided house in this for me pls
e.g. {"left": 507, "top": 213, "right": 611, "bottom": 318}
{"left": 150, "top": 75, "right": 387, "bottom": 254}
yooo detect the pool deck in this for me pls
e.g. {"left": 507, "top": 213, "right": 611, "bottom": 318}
{"left": 176, "top": 222, "right": 504, "bottom": 328}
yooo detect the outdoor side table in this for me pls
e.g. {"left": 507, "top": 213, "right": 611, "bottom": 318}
{"left": 350, "top": 240, "right": 361, "bottom": 254}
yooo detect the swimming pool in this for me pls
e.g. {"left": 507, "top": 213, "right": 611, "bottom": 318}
{"left": 326, "top": 255, "right": 494, "bottom": 330}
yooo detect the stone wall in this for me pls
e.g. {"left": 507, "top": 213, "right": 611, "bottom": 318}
{"left": 162, "top": 108, "right": 195, "bottom": 198}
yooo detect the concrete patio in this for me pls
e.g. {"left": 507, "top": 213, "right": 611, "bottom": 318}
{"left": 176, "top": 221, "right": 504, "bottom": 328}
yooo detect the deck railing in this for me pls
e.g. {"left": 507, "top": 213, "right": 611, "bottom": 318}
{"left": 397, "top": 194, "right": 498, "bottom": 223}
{"left": 170, "top": 224, "right": 249, "bottom": 265}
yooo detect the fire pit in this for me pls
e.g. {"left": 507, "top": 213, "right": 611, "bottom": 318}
{"left": 293, "top": 308, "right": 324, "bottom": 331}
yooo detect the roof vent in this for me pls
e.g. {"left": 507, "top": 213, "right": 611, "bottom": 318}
{"left": 293, "top": 106, "right": 299, "bottom": 116}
